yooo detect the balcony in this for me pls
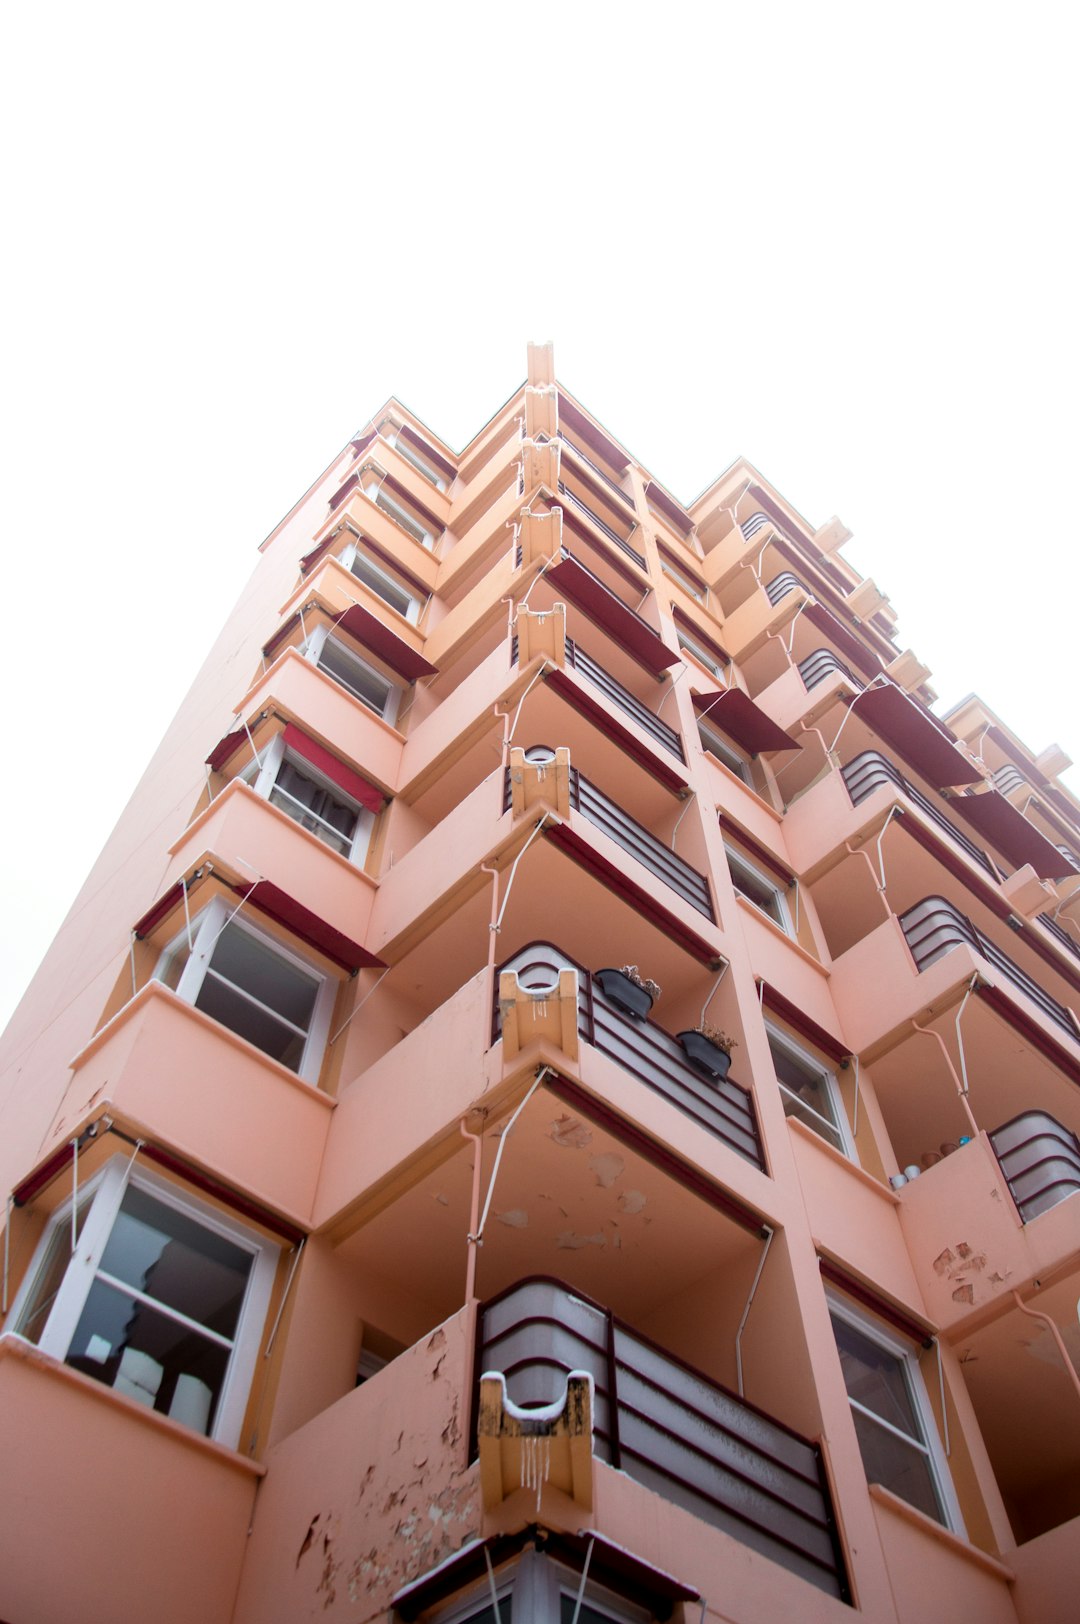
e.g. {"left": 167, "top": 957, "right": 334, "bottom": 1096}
{"left": 798, "top": 648, "right": 863, "bottom": 693}
{"left": 476, "top": 1278, "right": 847, "bottom": 1601}
{"left": 496, "top": 944, "right": 762, "bottom": 1169}
{"left": 899, "top": 896, "right": 1080, "bottom": 1045}
{"left": 989, "top": 1110, "right": 1080, "bottom": 1222}
{"left": 842, "top": 751, "right": 998, "bottom": 879}
{"left": 556, "top": 433, "right": 635, "bottom": 510}
{"left": 556, "top": 481, "right": 645, "bottom": 569}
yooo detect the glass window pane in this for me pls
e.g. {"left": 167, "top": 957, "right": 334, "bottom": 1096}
{"left": 832, "top": 1316, "right": 922, "bottom": 1437}
{"left": 99, "top": 1185, "right": 251, "bottom": 1338}
{"left": 196, "top": 973, "right": 307, "bottom": 1069}
{"left": 208, "top": 926, "right": 319, "bottom": 1030}
{"left": 318, "top": 641, "right": 392, "bottom": 715}
{"left": 349, "top": 553, "right": 414, "bottom": 616}
{"left": 849, "top": 1405, "right": 944, "bottom": 1523}
{"left": 66, "top": 1279, "right": 231, "bottom": 1436}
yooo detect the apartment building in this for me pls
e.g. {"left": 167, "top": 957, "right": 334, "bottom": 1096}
{"left": 1, "top": 342, "right": 1077, "bottom": 1624}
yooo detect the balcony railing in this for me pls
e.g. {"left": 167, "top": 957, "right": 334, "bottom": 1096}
{"left": 842, "top": 752, "right": 998, "bottom": 879}
{"left": 989, "top": 1111, "right": 1080, "bottom": 1222}
{"left": 797, "top": 649, "right": 864, "bottom": 693}
{"left": 557, "top": 481, "right": 645, "bottom": 569}
{"left": 899, "top": 897, "right": 1080, "bottom": 1043}
{"left": 477, "top": 1278, "right": 848, "bottom": 1601}
{"left": 992, "top": 763, "right": 1029, "bottom": 798}
{"left": 765, "top": 571, "right": 803, "bottom": 606}
{"left": 569, "top": 770, "right": 713, "bottom": 918}
{"left": 564, "top": 639, "right": 684, "bottom": 760}
{"left": 496, "top": 945, "right": 763, "bottom": 1167}
{"left": 741, "top": 512, "right": 773, "bottom": 541}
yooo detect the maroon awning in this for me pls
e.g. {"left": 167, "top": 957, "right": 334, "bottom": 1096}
{"left": 672, "top": 608, "right": 730, "bottom": 667}
{"left": 281, "top": 724, "right": 384, "bottom": 813}
{"left": 328, "top": 471, "right": 360, "bottom": 511}
{"left": 206, "top": 726, "right": 248, "bottom": 772}
{"left": 334, "top": 604, "right": 436, "bottom": 681}
{"left": 805, "top": 603, "right": 882, "bottom": 681}
{"left": 545, "top": 669, "right": 689, "bottom": 796}
{"left": 557, "top": 394, "right": 631, "bottom": 472}
{"left": 349, "top": 429, "right": 377, "bottom": 458}
{"left": 759, "top": 981, "right": 848, "bottom": 1064}
{"left": 853, "top": 683, "right": 983, "bottom": 788}
{"left": 692, "top": 689, "right": 799, "bottom": 754}
{"left": 396, "top": 423, "right": 457, "bottom": 483}
{"left": 134, "top": 875, "right": 384, "bottom": 973}
{"left": 645, "top": 480, "right": 693, "bottom": 536}
{"left": 547, "top": 554, "right": 677, "bottom": 677}
{"left": 949, "top": 788, "right": 1080, "bottom": 881}
{"left": 543, "top": 823, "right": 723, "bottom": 966}
{"left": 299, "top": 535, "right": 335, "bottom": 575}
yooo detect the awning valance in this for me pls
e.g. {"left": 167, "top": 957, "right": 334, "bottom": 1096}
{"left": 546, "top": 554, "right": 677, "bottom": 677}
{"left": 853, "top": 683, "right": 983, "bottom": 789}
{"left": 693, "top": 689, "right": 800, "bottom": 754}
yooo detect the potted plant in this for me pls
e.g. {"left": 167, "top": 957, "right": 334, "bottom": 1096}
{"left": 678, "top": 1021, "right": 737, "bottom": 1080}
{"left": 595, "top": 964, "right": 661, "bottom": 1019}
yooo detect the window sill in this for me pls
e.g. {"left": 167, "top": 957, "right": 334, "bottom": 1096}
{"left": 733, "top": 893, "right": 828, "bottom": 975}
{"left": 787, "top": 1117, "right": 895, "bottom": 1201}
{"left": 234, "top": 647, "right": 408, "bottom": 744}
{"left": 697, "top": 748, "right": 783, "bottom": 821}
{"left": 867, "top": 1483, "right": 1015, "bottom": 1581}
{"left": 174, "top": 780, "right": 379, "bottom": 888}
{"left": 0, "top": 1334, "right": 267, "bottom": 1478}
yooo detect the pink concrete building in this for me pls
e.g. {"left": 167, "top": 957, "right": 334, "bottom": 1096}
{"left": 1, "top": 343, "right": 1078, "bottom": 1624}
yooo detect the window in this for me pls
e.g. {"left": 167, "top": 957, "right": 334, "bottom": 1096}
{"left": 338, "top": 541, "right": 423, "bottom": 624}
{"left": 156, "top": 899, "right": 335, "bottom": 1081}
{"left": 304, "top": 623, "right": 403, "bottom": 725}
{"left": 766, "top": 1025, "right": 852, "bottom": 1156}
{"left": 360, "top": 469, "right": 435, "bottom": 547}
{"left": 829, "top": 1299, "right": 960, "bottom": 1531}
{"left": 6, "top": 1157, "right": 277, "bottom": 1448}
{"left": 725, "top": 845, "right": 790, "bottom": 932}
{"left": 698, "top": 718, "right": 754, "bottom": 786}
{"left": 413, "top": 1548, "right": 656, "bottom": 1624}
{"left": 658, "top": 551, "right": 705, "bottom": 602}
{"left": 244, "top": 735, "right": 374, "bottom": 863}
{"left": 676, "top": 629, "right": 726, "bottom": 681}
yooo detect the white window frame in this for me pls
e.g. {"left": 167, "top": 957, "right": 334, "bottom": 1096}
{"left": 698, "top": 717, "right": 754, "bottom": 786}
{"left": 766, "top": 1022, "right": 856, "bottom": 1159}
{"left": 659, "top": 553, "right": 704, "bottom": 602}
{"left": 303, "top": 622, "right": 403, "bottom": 726}
{"left": 827, "top": 1293, "right": 963, "bottom": 1534}
{"left": 676, "top": 629, "right": 726, "bottom": 680}
{"left": 386, "top": 431, "right": 447, "bottom": 491}
{"left": 155, "top": 898, "right": 336, "bottom": 1084}
{"left": 4, "top": 1155, "right": 278, "bottom": 1450}
{"left": 337, "top": 540, "right": 423, "bottom": 624}
{"left": 360, "top": 469, "right": 435, "bottom": 548}
{"left": 725, "top": 845, "right": 792, "bottom": 934}
{"left": 244, "top": 734, "right": 374, "bottom": 865}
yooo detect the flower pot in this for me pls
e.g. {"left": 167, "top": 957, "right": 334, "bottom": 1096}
{"left": 678, "top": 1030, "right": 733, "bottom": 1080}
{"left": 595, "top": 968, "right": 655, "bottom": 1020}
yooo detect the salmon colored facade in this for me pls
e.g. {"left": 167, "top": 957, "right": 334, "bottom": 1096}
{"left": 1, "top": 343, "right": 1078, "bottom": 1624}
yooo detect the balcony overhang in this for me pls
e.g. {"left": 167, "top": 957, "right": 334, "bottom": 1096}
{"left": 557, "top": 395, "right": 631, "bottom": 473}
{"left": 547, "top": 554, "right": 676, "bottom": 677}
{"left": 692, "top": 689, "right": 799, "bottom": 755}
{"left": 545, "top": 669, "right": 689, "bottom": 795}
{"left": 851, "top": 682, "right": 983, "bottom": 788}
{"left": 645, "top": 480, "right": 693, "bottom": 536}
{"left": 949, "top": 786, "right": 1079, "bottom": 881}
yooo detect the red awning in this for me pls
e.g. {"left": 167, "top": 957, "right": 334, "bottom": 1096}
{"left": 758, "top": 981, "right": 849, "bottom": 1064}
{"left": 396, "top": 423, "right": 457, "bottom": 483}
{"left": 299, "top": 535, "right": 335, "bottom": 575}
{"left": 281, "top": 724, "right": 384, "bottom": 813}
{"left": 335, "top": 603, "right": 436, "bottom": 681}
{"left": 206, "top": 726, "right": 248, "bottom": 772}
{"left": 543, "top": 823, "right": 723, "bottom": 966}
{"left": 545, "top": 669, "right": 689, "bottom": 796}
{"left": 547, "top": 554, "right": 677, "bottom": 677}
{"left": 853, "top": 683, "right": 983, "bottom": 788}
{"left": 692, "top": 689, "right": 799, "bottom": 754}
{"left": 328, "top": 471, "right": 360, "bottom": 510}
{"left": 805, "top": 602, "right": 882, "bottom": 681}
{"left": 645, "top": 480, "right": 693, "bottom": 536}
{"left": 134, "top": 874, "right": 384, "bottom": 973}
{"left": 949, "top": 789, "right": 1080, "bottom": 881}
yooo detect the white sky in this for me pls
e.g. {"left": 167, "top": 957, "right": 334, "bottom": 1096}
{"left": 1, "top": 3, "right": 1077, "bottom": 1031}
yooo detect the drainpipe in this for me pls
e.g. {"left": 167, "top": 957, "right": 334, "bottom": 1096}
{"left": 734, "top": 1225, "right": 775, "bottom": 1398}
{"left": 466, "top": 1065, "right": 554, "bottom": 1296}
{"left": 461, "top": 1119, "right": 484, "bottom": 1303}
{"left": 1011, "top": 1291, "right": 1080, "bottom": 1407}
{"left": 910, "top": 976, "right": 982, "bottom": 1139}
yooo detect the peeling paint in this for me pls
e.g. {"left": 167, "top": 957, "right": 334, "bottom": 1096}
{"left": 549, "top": 1114, "right": 593, "bottom": 1149}
{"left": 618, "top": 1189, "right": 647, "bottom": 1214}
{"left": 588, "top": 1152, "right": 625, "bottom": 1188}
{"left": 556, "top": 1230, "right": 607, "bottom": 1250}
{"left": 496, "top": 1208, "right": 529, "bottom": 1228}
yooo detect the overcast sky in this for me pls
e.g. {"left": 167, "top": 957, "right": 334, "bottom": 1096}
{"left": 2, "top": 3, "right": 1077, "bottom": 1031}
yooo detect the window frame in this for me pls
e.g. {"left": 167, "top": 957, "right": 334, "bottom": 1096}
{"left": 697, "top": 717, "right": 755, "bottom": 786}
{"left": 4, "top": 1155, "right": 278, "bottom": 1450}
{"left": 724, "top": 844, "right": 792, "bottom": 933}
{"left": 827, "top": 1293, "right": 963, "bottom": 1534}
{"left": 386, "top": 431, "right": 448, "bottom": 491}
{"left": 155, "top": 897, "right": 336, "bottom": 1083}
{"left": 338, "top": 540, "right": 424, "bottom": 625}
{"left": 676, "top": 628, "right": 726, "bottom": 681}
{"left": 243, "top": 734, "right": 374, "bottom": 865}
{"left": 304, "top": 622, "right": 404, "bottom": 726}
{"left": 360, "top": 468, "right": 436, "bottom": 548}
{"left": 765, "top": 1021, "right": 855, "bottom": 1158}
